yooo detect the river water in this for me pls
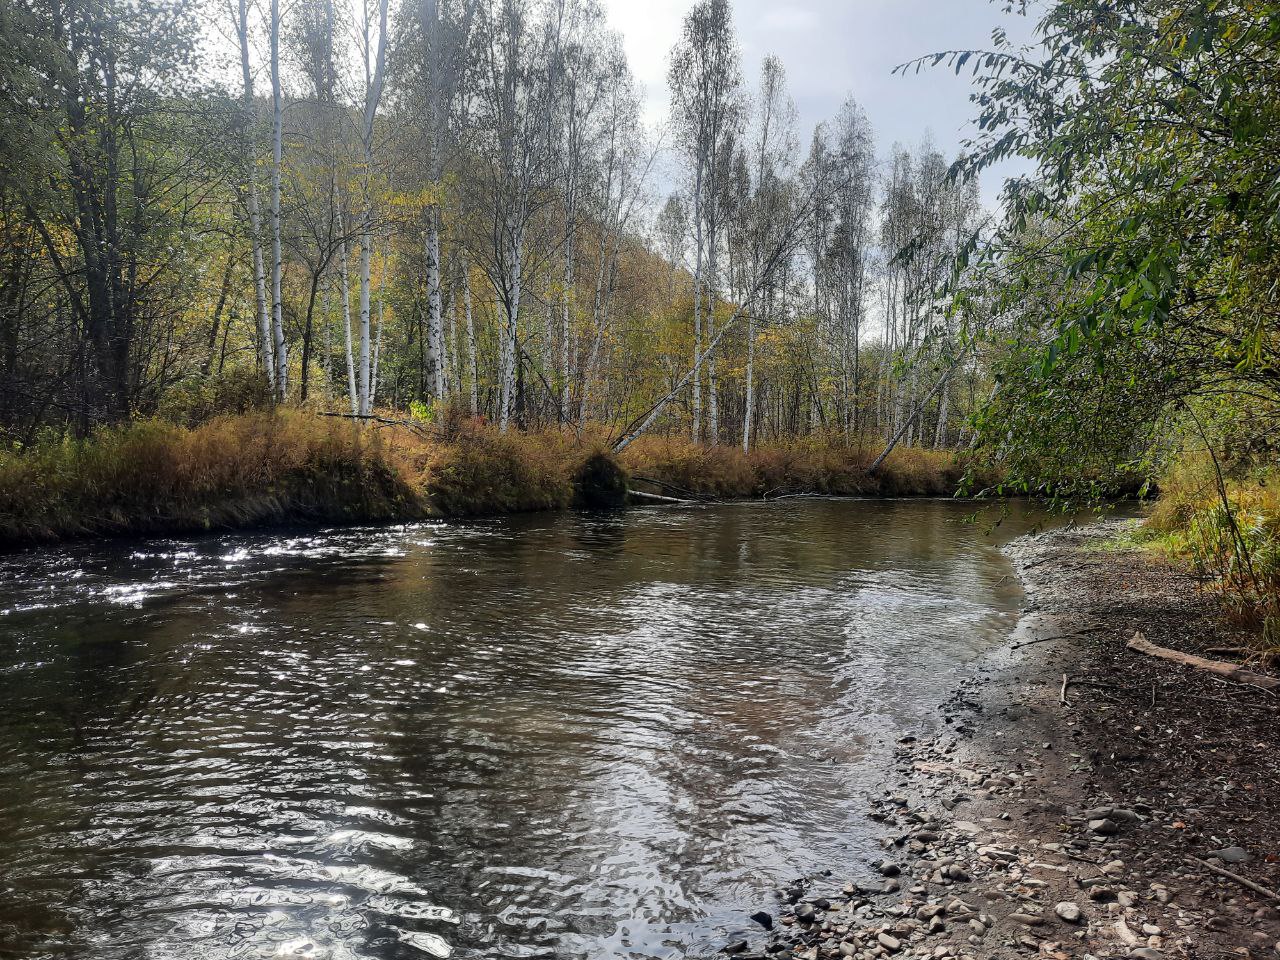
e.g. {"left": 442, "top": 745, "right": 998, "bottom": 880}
{"left": 0, "top": 500, "right": 1041, "bottom": 960}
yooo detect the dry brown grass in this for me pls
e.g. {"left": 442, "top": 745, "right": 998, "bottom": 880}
{"left": 620, "top": 435, "right": 971, "bottom": 499}
{"left": 0, "top": 413, "right": 980, "bottom": 546}
{"left": 0, "top": 412, "right": 422, "bottom": 543}
{"left": 388, "top": 416, "right": 625, "bottom": 516}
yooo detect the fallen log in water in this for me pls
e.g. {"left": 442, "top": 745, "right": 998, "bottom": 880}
{"left": 627, "top": 489, "right": 695, "bottom": 505}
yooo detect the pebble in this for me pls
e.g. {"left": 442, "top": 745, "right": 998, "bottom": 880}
{"left": 1008, "top": 912, "right": 1044, "bottom": 926}
{"left": 1088, "top": 818, "right": 1120, "bottom": 836}
{"left": 1129, "top": 950, "right": 1163, "bottom": 960}
{"left": 878, "top": 861, "right": 901, "bottom": 877}
{"left": 1054, "top": 902, "right": 1082, "bottom": 924}
{"left": 878, "top": 933, "right": 901, "bottom": 952}
{"left": 1207, "top": 845, "right": 1250, "bottom": 864}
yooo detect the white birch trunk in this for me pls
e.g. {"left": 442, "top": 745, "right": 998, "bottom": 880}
{"left": 269, "top": 0, "right": 287, "bottom": 399}
{"left": 356, "top": 0, "right": 389, "bottom": 417}
{"left": 498, "top": 227, "right": 522, "bottom": 432}
{"left": 425, "top": 209, "right": 444, "bottom": 402}
{"left": 691, "top": 154, "right": 704, "bottom": 443}
{"left": 338, "top": 209, "right": 358, "bottom": 415}
{"left": 358, "top": 228, "right": 373, "bottom": 416}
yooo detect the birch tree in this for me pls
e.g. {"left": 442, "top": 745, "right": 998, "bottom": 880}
{"left": 356, "top": 0, "right": 391, "bottom": 416}
{"left": 668, "top": 0, "right": 741, "bottom": 444}
{"left": 233, "top": 0, "right": 275, "bottom": 395}
{"left": 268, "top": 0, "right": 288, "bottom": 399}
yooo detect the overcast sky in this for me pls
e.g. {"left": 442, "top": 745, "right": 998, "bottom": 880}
{"left": 599, "top": 0, "right": 1040, "bottom": 209}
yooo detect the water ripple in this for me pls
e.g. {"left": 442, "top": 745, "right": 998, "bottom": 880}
{"left": 0, "top": 501, "right": 1040, "bottom": 958}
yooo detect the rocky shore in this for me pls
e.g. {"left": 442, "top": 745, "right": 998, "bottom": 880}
{"left": 725, "top": 521, "right": 1280, "bottom": 960}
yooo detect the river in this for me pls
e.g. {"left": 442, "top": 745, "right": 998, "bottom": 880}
{"left": 0, "top": 499, "right": 1042, "bottom": 959}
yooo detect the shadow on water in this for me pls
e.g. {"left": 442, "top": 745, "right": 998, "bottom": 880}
{"left": 0, "top": 499, "right": 1045, "bottom": 959}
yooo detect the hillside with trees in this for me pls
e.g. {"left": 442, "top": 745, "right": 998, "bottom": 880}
{"left": 0, "top": 0, "right": 983, "bottom": 453}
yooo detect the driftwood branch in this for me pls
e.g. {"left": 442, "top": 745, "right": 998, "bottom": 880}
{"left": 630, "top": 475, "right": 718, "bottom": 503}
{"left": 1127, "top": 632, "right": 1280, "bottom": 693}
{"left": 628, "top": 489, "right": 694, "bottom": 506}
{"left": 1188, "top": 856, "right": 1280, "bottom": 902}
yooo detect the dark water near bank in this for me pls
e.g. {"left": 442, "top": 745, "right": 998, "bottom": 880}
{"left": 0, "top": 500, "right": 1042, "bottom": 960}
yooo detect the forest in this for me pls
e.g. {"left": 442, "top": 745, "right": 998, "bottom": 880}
{"left": 0, "top": 0, "right": 1277, "bottom": 635}
{"left": 0, "top": 0, "right": 983, "bottom": 450}
{"left": 2, "top": 3, "right": 1280, "bottom": 959}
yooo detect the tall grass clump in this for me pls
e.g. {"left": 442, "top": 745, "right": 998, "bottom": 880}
{"left": 1147, "top": 452, "right": 1280, "bottom": 655}
{"left": 389, "top": 412, "right": 627, "bottom": 516}
{"left": 0, "top": 412, "right": 423, "bottom": 544}
{"left": 620, "top": 435, "right": 972, "bottom": 499}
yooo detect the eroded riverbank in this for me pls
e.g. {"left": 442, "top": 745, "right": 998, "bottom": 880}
{"left": 749, "top": 522, "right": 1280, "bottom": 960}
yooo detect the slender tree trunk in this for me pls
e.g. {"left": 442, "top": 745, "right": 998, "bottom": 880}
{"left": 338, "top": 209, "right": 358, "bottom": 415}
{"left": 706, "top": 217, "right": 719, "bottom": 445}
{"left": 372, "top": 293, "right": 384, "bottom": 407}
{"left": 236, "top": 0, "right": 274, "bottom": 392}
{"left": 425, "top": 208, "right": 444, "bottom": 402}
{"left": 356, "top": 0, "right": 389, "bottom": 416}
{"left": 358, "top": 227, "right": 373, "bottom": 415}
{"left": 742, "top": 311, "right": 755, "bottom": 452}
{"left": 269, "top": 0, "right": 287, "bottom": 399}
{"left": 463, "top": 260, "right": 478, "bottom": 415}
{"left": 498, "top": 226, "right": 523, "bottom": 432}
{"left": 691, "top": 154, "right": 704, "bottom": 443}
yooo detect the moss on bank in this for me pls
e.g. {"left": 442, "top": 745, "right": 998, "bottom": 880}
{"left": 0, "top": 412, "right": 984, "bottom": 547}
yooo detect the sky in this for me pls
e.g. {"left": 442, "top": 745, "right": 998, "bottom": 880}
{"left": 598, "top": 0, "right": 1040, "bottom": 209}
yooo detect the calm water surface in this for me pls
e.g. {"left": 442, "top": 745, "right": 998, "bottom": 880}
{"left": 0, "top": 500, "right": 1040, "bottom": 960}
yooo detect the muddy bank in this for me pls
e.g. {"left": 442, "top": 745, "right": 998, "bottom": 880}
{"left": 738, "top": 521, "right": 1280, "bottom": 960}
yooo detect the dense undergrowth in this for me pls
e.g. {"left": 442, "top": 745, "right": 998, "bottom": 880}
{"left": 0, "top": 411, "right": 982, "bottom": 546}
{"left": 1140, "top": 453, "right": 1280, "bottom": 656}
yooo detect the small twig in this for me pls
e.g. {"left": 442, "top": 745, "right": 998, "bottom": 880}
{"left": 1188, "top": 856, "right": 1280, "bottom": 903}
{"left": 1060, "top": 674, "right": 1071, "bottom": 707}
{"left": 1011, "top": 628, "right": 1104, "bottom": 651}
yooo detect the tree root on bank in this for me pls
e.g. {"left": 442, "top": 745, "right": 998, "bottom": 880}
{"left": 1127, "top": 632, "right": 1280, "bottom": 693}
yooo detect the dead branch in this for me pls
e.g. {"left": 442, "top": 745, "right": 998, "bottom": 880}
{"left": 629, "top": 475, "right": 719, "bottom": 503}
{"left": 1188, "top": 856, "right": 1280, "bottom": 903}
{"left": 628, "top": 489, "right": 695, "bottom": 506}
{"left": 316, "top": 411, "right": 440, "bottom": 444}
{"left": 1010, "top": 627, "right": 1105, "bottom": 650}
{"left": 1127, "top": 632, "right": 1280, "bottom": 693}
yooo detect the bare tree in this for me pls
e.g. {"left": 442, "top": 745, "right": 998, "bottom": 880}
{"left": 668, "top": 0, "right": 741, "bottom": 444}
